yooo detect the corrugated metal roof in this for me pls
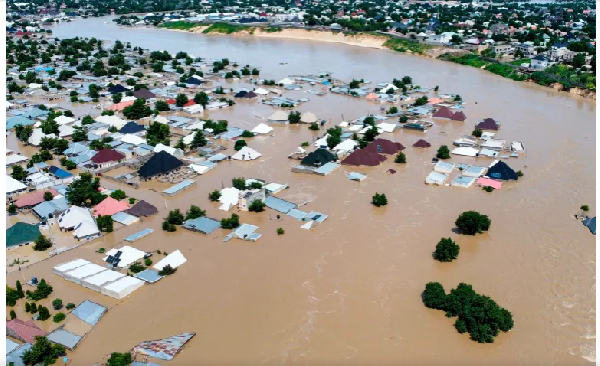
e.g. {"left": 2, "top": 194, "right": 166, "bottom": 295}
{"left": 265, "top": 196, "right": 297, "bottom": 214}
{"left": 71, "top": 300, "right": 107, "bottom": 326}
{"left": 133, "top": 333, "right": 195, "bottom": 360}
{"left": 47, "top": 328, "right": 83, "bottom": 350}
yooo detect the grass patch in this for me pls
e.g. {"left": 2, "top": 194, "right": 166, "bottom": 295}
{"left": 440, "top": 53, "right": 528, "bottom": 81}
{"left": 383, "top": 37, "right": 432, "bottom": 55}
{"left": 509, "top": 58, "right": 530, "bottom": 65}
{"left": 203, "top": 22, "right": 253, "bottom": 34}
{"left": 158, "top": 21, "right": 198, "bottom": 30}
{"left": 264, "top": 27, "right": 282, "bottom": 33}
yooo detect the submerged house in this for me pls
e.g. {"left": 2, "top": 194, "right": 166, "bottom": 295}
{"left": 486, "top": 161, "right": 518, "bottom": 180}
{"left": 363, "top": 138, "right": 405, "bottom": 155}
{"left": 138, "top": 151, "right": 184, "bottom": 179}
{"left": 341, "top": 150, "right": 386, "bottom": 167}
{"left": 238, "top": 189, "right": 266, "bottom": 211}
{"left": 476, "top": 118, "right": 501, "bottom": 131}
{"left": 300, "top": 149, "right": 337, "bottom": 167}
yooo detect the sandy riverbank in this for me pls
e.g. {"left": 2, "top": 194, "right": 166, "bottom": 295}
{"left": 190, "top": 26, "right": 388, "bottom": 50}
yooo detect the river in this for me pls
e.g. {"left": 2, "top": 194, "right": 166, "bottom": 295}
{"left": 8, "top": 16, "right": 595, "bottom": 365}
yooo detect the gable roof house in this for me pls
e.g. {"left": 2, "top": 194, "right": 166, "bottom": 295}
{"left": 6, "top": 319, "right": 47, "bottom": 343}
{"left": 138, "top": 151, "right": 184, "bottom": 179}
{"left": 89, "top": 148, "right": 126, "bottom": 169}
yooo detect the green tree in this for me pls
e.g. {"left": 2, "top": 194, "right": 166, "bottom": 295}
{"left": 97, "top": 215, "right": 114, "bottom": 233}
{"left": 234, "top": 139, "right": 247, "bottom": 151}
{"left": 326, "top": 126, "right": 342, "bottom": 149}
{"left": 11, "top": 165, "right": 27, "bottom": 181}
{"left": 249, "top": 200, "right": 266, "bottom": 212}
{"left": 436, "top": 145, "right": 450, "bottom": 159}
{"left": 112, "top": 92, "right": 122, "bottom": 103}
{"left": 66, "top": 173, "right": 103, "bottom": 206}
{"left": 208, "top": 190, "right": 221, "bottom": 202}
{"left": 232, "top": 177, "right": 247, "bottom": 190}
{"left": 422, "top": 282, "right": 447, "bottom": 310}
{"left": 66, "top": 303, "right": 75, "bottom": 310}
{"left": 399, "top": 115, "right": 408, "bottom": 123}
{"left": 52, "top": 298, "right": 63, "bottom": 310}
{"left": 15, "top": 124, "right": 34, "bottom": 143}
{"left": 53, "top": 313, "right": 66, "bottom": 323}
{"left": 106, "top": 352, "right": 132, "bottom": 366}
{"left": 185, "top": 205, "right": 206, "bottom": 220}
{"left": 146, "top": 122, "right": 170, "bottom": 146}
{"left": 158, "top": 264, "right": 177, "bottom": 276}
{"left": 394, "top": 152, "right": 406, "bottom": 163}
{"left": 38, "top": 306, "right": 50, "bottom": 321}
{"left": 572, "top": 53, "right": 586, "bottom": 69}
{"left": 8, "top": 204, "right": 18, "bottom": 215}
{"left": 10, "top": 310, "right": 16, "bottom": 320}
{"left": 81, "top": 115, "right": 95, "bottom": 125}
{"left": 221, "top": 213, "right": 240, "bottom": 229}
{"left": 193, "top": 91, "right": 209, "bottom": 108}
{"left": 123, "top": 98, "right": 151, "bottom": 120}
{"left": 33, "top": 235, "right": 52, "bottom": 251}
{"left": 309, "top": 123, "right": 319, "bottom": 131}
{"left": 22, "top": 336, "right": 65, "bottom": 365}
{"left": 167, "top": 209, "right": 185, "bottom": 225}
{"left": 110, "top": 189, "right": 127, "bottom": 200}
{"left": 277, "top": 228, "right": 285, "bottom": 235}
{"left": 189, "top": 130, "right": 207, "bottom": 149}
{"left": 288, "top": 111, "right": 301, "bottom": 124}
{"left": 155, "top": 100, "right": 170, "bottom": 111}
{"left": 472, "top": 128, "right": 482, "bottom": 138}
{"left": 40, "top": 117, "right": 59, "bottom": 135}
{"left": 402, "top": 76, "right": 412, "bottom": 84}
{"left": 129, "top": 262, "right": 145, "bottom": 273}
{"left": 413, "top": 95, "right": 429, "bottom": 106}
{"left": 455, "top": 211, "right": 491, "bottom": 235}
{"left": 372, "top": 193, "right": 388, "bottom": 207}
{"left": 43, "top": 191, "right": 53, "bottom": 201}
{"left": 175, "top": 93, "right": 189, "bottom": 107}
{"left": 349, "top": 79, "right": 360, "bottom": 88}
{"left": 434, "top": 238, "right": 460, "bottom": 262}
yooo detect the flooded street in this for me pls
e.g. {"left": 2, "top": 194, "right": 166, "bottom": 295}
{"left": 6, "top": 16, "right": 595, "bottom": 365}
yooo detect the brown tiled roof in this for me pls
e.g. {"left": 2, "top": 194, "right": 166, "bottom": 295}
{"left": 413, "top": 139, "right": 431, "bottom": 148}
{"left": 91, "top": 148, "right": 125, "bottom": 164}
{"left": 363, "top": 138, "right": 405, "bottom": 155}
{"left": 341, "top": 150, "right": 387, "bottom": 166}
{"left": 6, "top": 319, "right": 47, "bottom": 343}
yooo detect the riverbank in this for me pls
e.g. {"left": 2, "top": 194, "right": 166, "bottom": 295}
{"left": 157, "top": 22, "right": 596, "bottom": 99}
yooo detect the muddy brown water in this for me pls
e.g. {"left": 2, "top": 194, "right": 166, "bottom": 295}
{"left": 5, "top": 16, "right": 596, "bottom": 365}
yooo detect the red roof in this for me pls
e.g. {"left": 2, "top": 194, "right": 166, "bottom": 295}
{"left": 183, "top": 100, "right": 196, "bottom": 107}
{"left": 166, "top": 99, "right": 176, "bottom": 105}
{"left": 6, "top": 319, "right": 47, "bottom": 343}
{"left": 341, "top": 150, "right": 387, "bottom": 166}
{"left": 92, "top": 196, "right": 130, "bottom": 216}
{"left": 91, "top": 148, "right": 125, "bottom": 164}
{"left": 433, "top": 106, "right": 467, "bottom": 121}
{"left": 477, "top": 118, "right": 500, "bottom": 131}
{"left": 452, "top": 111, "right": 466, "bottom": 121}
{"left": 15, "top": 31, "right": 33, "bottom": 36}
{"left": 363, "top": 138, "right": 405, "bottom": 155}
{"left": 413, "top": 139, "right": 431, "bottom": 148}
{"left": 14, "top": 189, "right": 59, "bottom": 208}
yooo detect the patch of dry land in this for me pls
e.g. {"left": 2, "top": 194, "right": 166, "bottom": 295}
{"left": 192, "top": 26, "right": 388, "bottom": 49}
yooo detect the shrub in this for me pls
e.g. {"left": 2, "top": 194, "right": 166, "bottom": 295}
{"left": 301, "top": 142, "right": 309, "bottom": 147}
{"left": 422, "top": 282, "right": 513, "bottom": 343}
{"left": 31, "top": 303, "right": 38, "bottom": 313}
{"left": 10, "top": 310, "right": 16, "bottom": 320}
{"left": 158, "top": 264, "right": 177, "bottom": 276}
{"left": 162, "top": 220, "right": 176, "bottom": 232}
{"left": 241, "top": 130, "right": 254, "bottom": 138}
{"left": 44, "top": 191, "right": 53, "bottom": 201}
{"left": 27, "top": 279, "right": 53, "bottom": 301}
{"left": 436, "top": 145, "right": 450, "bottom": 159}
{"left": 53, "top": 313, "right": 66, "bottom": 323}
{"left": 21, "top": 336, "right": 65, "bottom": 366}
{"left": 185, "top": 205, "right": 206, "bottom": 220}
{"left": 232, "top": 177, "right": 246, "bottom": 190}
{"left": 106, "top": 352, "right": 132, "bottom": 366}
{"left": 209, "top": 190, "right": 222, "bottom": 202}
{"left": 372, "top": 193, "right": 388, "bottom": 207}
{"left": 395, "top": 152, "right": 406, "bottom": 163}
{"left": 26, "top": 302, "right": 31, "bottom": 313}
{"left": 288, "top": 111, "right": 301, "bottom": 124}
{"left": 387, "top": 106, "right": 398, "bottom": 114}
{"left": 144, "top": 258, "right": 153, "bottom": 266}
{"left": 8, "top": 204, "right": 17, "bottom": 214}
{"left": 38, "top": 306, "right": 50, "bottom": 321}
{"left": 110, "top": 189, "right": 127, "bottom": 200}
{"left": 277, "top": 228, "right": 285, "bottom": 235}
{"left": 167, "top": 209, "right": 184, "bottom": 225}
{"left": 234, "top": 139, "right": 247, "bottom": 151}
{"left": 581, "top": 205, "right": 590, "bottom": 212}
{"left": 52, "top": 298, "right": 63, "bottom": 310}
{"left": 482, "top": 186, "right": 494, "bottom": 192}
{"left": 399, "top": 115, "right": 408, "bottom": 123}
{"left": 516, "top": 170, "right": 524, "bottom": 177}
{"left": 66, "top": 303, "right": 75, "bottom": 310}
{"left": 433, "top": 238, "right": 460, "bottom": 262}
{"left": 455, "top": 211, "right": 491, "bottom": 235}
{"left": 249, "top": 200, "right": 266, "bottom": 212}
{"left": 221, "top": 213, "right": 240, "bottom": 229}
{"left": 129, "top": 262, "right": 145, "bottom": 273}
{"left": 472, "top": 128, "right": 482, "bottom": 138}
{"left": 309, "top": 123, "right": 319, "bottom": 131}
{"left": 33, "top": 235, "right": 52, "bottom": 251}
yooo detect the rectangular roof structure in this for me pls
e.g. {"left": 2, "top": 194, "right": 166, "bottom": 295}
{"left": 263, "top": 183, "right": 288, "bottom": 194}
{"left": 425, "top": 171, "right": 448, "bottom": 185}
{"left": 53, "top": 259, "right": 91, "bottom": 277}
{"left": 81, "top": 270, "right": 125, "bottom": 292}
{"left": 6, "top": 338, "right": 19, "bottom": 355}
{"left": 451, "top": 175, "right": 477, "bottom": 188}
{"left": 434, "top": 161, "right": 455, "bottom": 174}
{"left": 153, "top": 250, "right": 186, "bottom": 271}
{"left": 306, "top": 211, "right": 328, "bottom": 223}
{"left": 163, "top": 179, "right": 196, "bottom": 196}
{"left": 314, "top": 162, "right": 340, "bottom": 176}
{"left": 111, "top": 211, "right": 140, "bottom": 226}
{"left": 286, "top": 209, "right": 307, "bottom": 220}
{"left": 182, "top": 217, "right": 221, "bottom": 234}
{"left": 47, "top": 328, "right": 83, "bottom": 350}
{"left": 265, "top": 196, "right": 297, "bottom": 214}
{"left": 462, "top": 165, "right": 487, "bottom": 177}
{"left": 71, "top": 300, "right": 107, "bottom": 326}
{"left": 133, "top": 333, "right": 195, "bottom": 361}
{"left": 64, "top": 263, "right": 107, "bottom": 284}
{"left": 101, "top": 276, "right": 144, "bottom": 299}
{"left": 104, "top": 246, "right": 145, "bottom": 268}
{"left": 125, "top": 228, "right": 154, "bottom": 242}
{"left": 134, "top": 269, "right": 164, "bottom": 283}
{"left": 6, "top": 343, "right": 32, "bottom": 366}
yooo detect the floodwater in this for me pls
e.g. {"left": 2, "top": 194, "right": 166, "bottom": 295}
{"left": 6, "top": 16, "right": 596, "bottom": 365}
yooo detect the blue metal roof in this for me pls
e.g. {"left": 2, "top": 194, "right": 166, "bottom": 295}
{"left": 47, "top": 329, "right": 82, "bottom": 350}
{"left": 6, "top": 116, "right": 35, "bottom": 129}
{"left": 33, "top": 197, "right": 69, "bottom": 219}
{"left": 265, "top": 196, "right": 297, "bottom": 214}
{"left": 71, "top": 300, "right": 107, "bottom": 326}
{"left": 6, "top": 343, "right": 32, "bottom": 366}
{"left": 286, "top": 209, "right": 307, "bottom": 220}
{"left": 183, "top": 217, "right": 221, "bottom": 234}
{"left": 125, "top": 228, "right": 155, "bottom": 242}
{"left": 134, "top": 269, "right": 163, "bottom": 283}
{"left": 48, "top": 166, "right": 73, "bottom": 179}
{"left": 306, "top": 211, "right": 328, "bottom": 223}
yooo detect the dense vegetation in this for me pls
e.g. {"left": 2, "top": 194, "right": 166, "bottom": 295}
{"left": 433, "top": 238, "right": 460, "bottom": 262}
{"left": 455, "top": 211, "right": 491, "bottom": 235}
{"left": 203, "top": 22, "right": 252, "bottom": 35}
{"left": 422, "top": 282, "right": 514, "bottom": 343}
